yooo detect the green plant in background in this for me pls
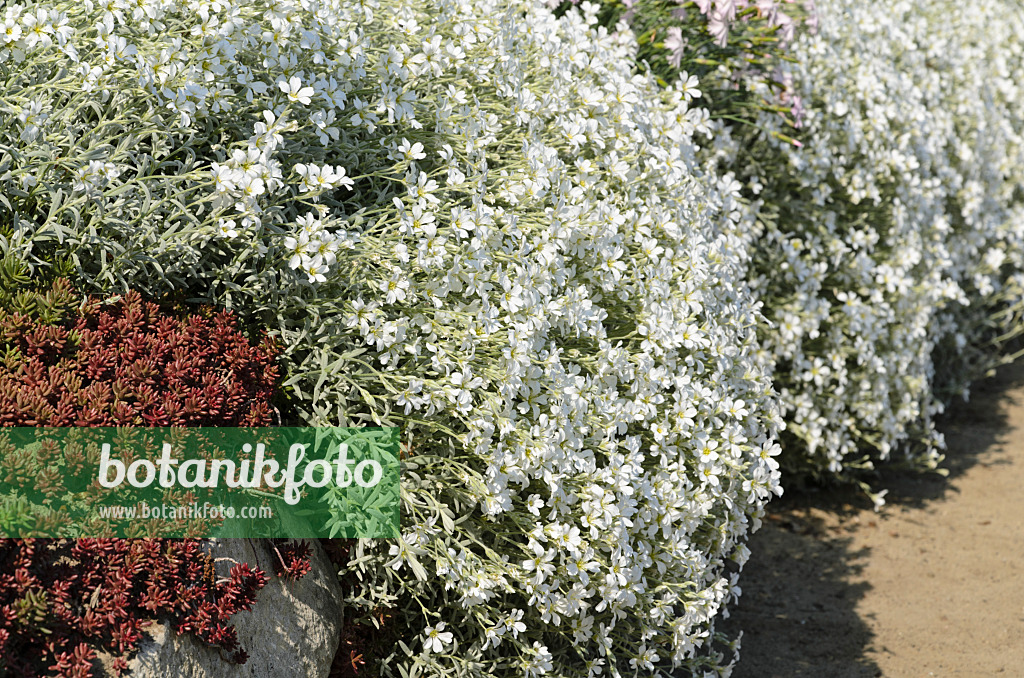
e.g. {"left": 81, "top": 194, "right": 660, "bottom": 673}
{"left": 587, "top": 0, "right": 813, "bottom": 138}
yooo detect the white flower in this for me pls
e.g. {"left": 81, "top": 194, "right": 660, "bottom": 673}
{"left": 503, "top": 609, "right": 527, "bottom": 638}
{"left": 278, "top": 75, "right": 314, "bottom": 105}
{"left": 284, "top": 231, "right": 311, "bottom": 270}
{"left": 397, "top": 137, "right": 426, "bottom": 161}
{"left": 678, "top": 71, "right": 701, "bottom": 102}
{"left": 2, "top": 17, "right": 23, "bottom": 44}
{"left": 22, "top": 8, "right": 54, "bottom": 50}
{"left": 523, "top": 642, "right": 554, "bottom": 677}
{"left": 217, "top": 218, "right": 238, "bottom": 238}
{"left": 423, "top": 622, "right": 454, "bottom": 653}
{"left": 382, "top": 273, "right": 410, "bottom": 304}
{"left": 294, "top": 163, "right": 354, "bottom": 193}
{"left": 303, "top": 256, "right": 329, "bottom": 284}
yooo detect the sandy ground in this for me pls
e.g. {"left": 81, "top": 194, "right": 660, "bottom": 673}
{"left": 722, "top": 360, "right": 1024, "bottom": 677}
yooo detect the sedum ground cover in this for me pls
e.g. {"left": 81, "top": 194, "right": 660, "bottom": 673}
{"left": 0, "top": 276, "right": 296, "bottom": 677}
{"left": 1, "top": 0, "right": 1023, "bottom": 676}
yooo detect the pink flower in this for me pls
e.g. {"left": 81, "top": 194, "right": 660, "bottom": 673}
{"left": 715, "top": 0, "right": 739, "bottom": 22}
{"left": 774, "top": 10, "right": 795, "bottom": 44}
{"left": 755, "top": 0, "right": 777, "bottom": 21}
{"left": 694, "top": 0, "right": 713, "bottom": 14}
{"left": 790, "top": 95, "right": 805, "bottom": 128}
{"left": 665, "top": 26, "right": 688, "bottom": 67}
{"left": 803, "top": 0, "right": 820, "bottom": 34}
{"left": 708, "top": 10, "right": 730, "bottom": 46}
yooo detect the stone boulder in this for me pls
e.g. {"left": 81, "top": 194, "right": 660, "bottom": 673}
{"left": 109, "top": 539, "right": 343, "bottom": 678}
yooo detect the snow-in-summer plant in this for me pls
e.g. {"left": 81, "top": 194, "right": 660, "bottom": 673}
{"left": 704, "top": 0, "right": 1024, "bottom": 489}
{"left": 0, "top": 0, "right": 784, "bottom": 676}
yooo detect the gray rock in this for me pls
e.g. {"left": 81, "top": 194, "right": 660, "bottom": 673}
{"left": 112, "top": 539, "right": 342, "bottom": 678}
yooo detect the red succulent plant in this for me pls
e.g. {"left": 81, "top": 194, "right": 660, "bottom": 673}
{"left": 0, "top": 280, "right": 311, "bottom": 678}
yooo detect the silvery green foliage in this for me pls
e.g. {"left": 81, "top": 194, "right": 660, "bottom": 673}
{"left": 706, "top": 0, "right": 1024, "bottom": 487}
{"left": 0, "top": 0, "right": 783, "bottom": 675}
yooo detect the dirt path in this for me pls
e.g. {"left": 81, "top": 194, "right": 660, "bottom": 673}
{"left": 723, "top": 361, "right": 1024, "bottom": 677}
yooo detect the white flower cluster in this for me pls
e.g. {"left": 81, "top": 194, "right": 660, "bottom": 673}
{"left": 708, "top": 0, "right": 1024, "bottom": 482}
{"left": 0, "top": 0, "right": 782, "bottom": 676}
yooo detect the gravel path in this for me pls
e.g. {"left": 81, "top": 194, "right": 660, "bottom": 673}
{"left": 722, "top": 361, "right": 1024, "bottom": 677}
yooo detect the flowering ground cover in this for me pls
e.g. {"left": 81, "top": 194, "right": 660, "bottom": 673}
{"left": 1, "top": 0, "right": 1023, "bottom": 675}
{"left": 699, "top": 0, "right": 1024, "bottom": 495}
{"left": 0, "top": 277, "right": 296, "bottom": 677}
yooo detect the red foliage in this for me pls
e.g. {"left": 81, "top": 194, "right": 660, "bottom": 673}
{"left": 0, "top": 280, "right": 313, "bottom": 677}
{"left": 0, "top": 538, "right": 268, "bottom": 677}
{"left": 0, "top": 280, "right": 280, "bottom": 427}
{"left": 270, "top": 539, "right": 314, "bottom": 581}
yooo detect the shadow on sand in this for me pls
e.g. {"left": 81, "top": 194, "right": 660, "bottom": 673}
{"left": 718, "top": 360, "right": 1024, "bottom": 678}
